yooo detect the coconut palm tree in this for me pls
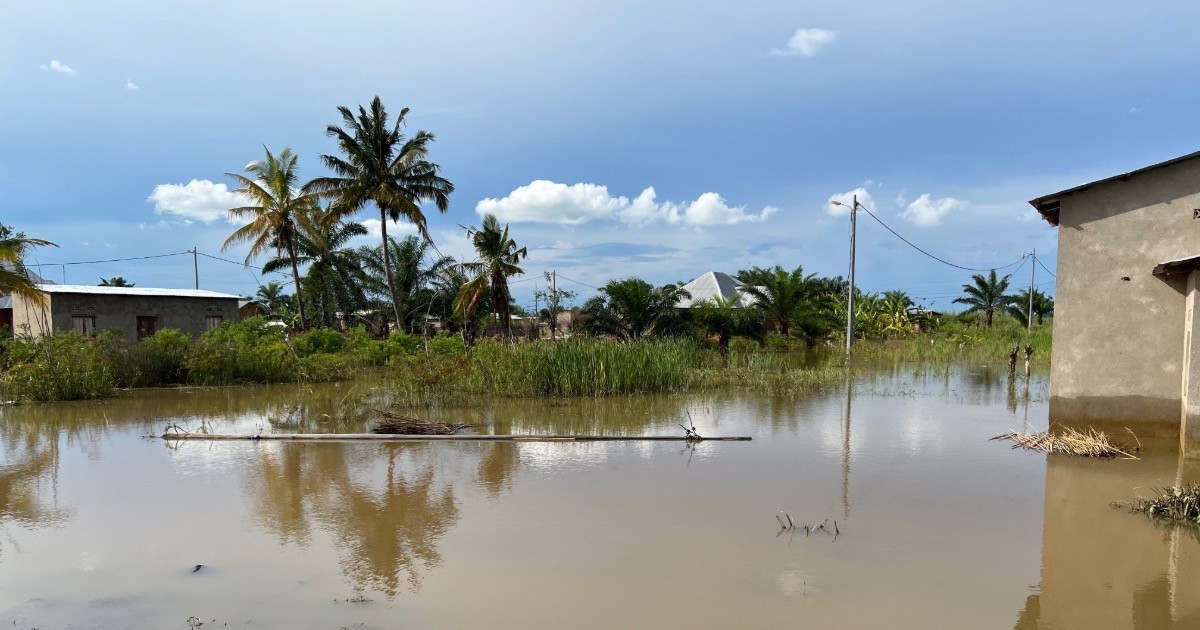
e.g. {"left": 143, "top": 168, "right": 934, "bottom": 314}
{"left": 263, "top": 209, "right": 368, "bottom": 329}
{"left": 737, "top": 265, "right": 817, "bottom": 337}
{"left": 458, "top": 214, "right": 527, "bottom": 338}
{"left": 1007, "top": 288, "right": 1055, "bottom": 326}
{"left": 0, "top": 224, "right": 56, "bottom": 302}
{"left": 581, "top": 278, "right": 691, "bottom": 341}
{"left": 223, "top": 147, "right": 317, "bottom": 328}
{"left": 305, "top": 97, "right": 454, "bottom": 327}
{"left": 953, "top": 270, "right": 1014, "bottom": 329}
{"left": 359, "top": 235, "right": 455, "bottom": 333}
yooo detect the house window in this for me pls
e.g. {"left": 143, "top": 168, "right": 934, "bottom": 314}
{"left": 72, "top": 316, "right": 96, "bottom": 335}
{"left": 136, "top": 316, "right": 159, "bottom": 340}
{"left": 205, "top": 315, "right": 223, "bottom": 330}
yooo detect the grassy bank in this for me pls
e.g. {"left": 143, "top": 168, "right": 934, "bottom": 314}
{"left": 388, "top": 337, "right": 847, "bottom": 406}
{"left": 0, "top": 318, "right": 435, "bottom": 402}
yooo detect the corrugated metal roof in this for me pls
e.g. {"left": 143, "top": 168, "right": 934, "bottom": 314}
{"left": 33, "top": 284, "right": 240, "bottom": 299}
{"left": 677, "top": 271, "right": 758, "bottom": 308}
{"left": 1028, "top": 150, "right": 1200, "bottom": 226}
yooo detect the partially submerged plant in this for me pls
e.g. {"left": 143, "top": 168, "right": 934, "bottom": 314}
{"left": 1124, "top": 484, "right": 1200, "bottom": 524}
{"left": 372, "top": 410, "right": 469, "bottom": 435}
{"left": 991, "top": 427, "right": 1138, "bottom": 459}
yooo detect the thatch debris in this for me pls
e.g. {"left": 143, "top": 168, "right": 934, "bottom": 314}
{"left": 1122, "top": 484, "right": 1200, "bottom": 524}
{"left": 990, "top": 427, "right": 1139, "bottom": 459}
{"left": 372, "top": 410, "right": 469, "bottom": 435}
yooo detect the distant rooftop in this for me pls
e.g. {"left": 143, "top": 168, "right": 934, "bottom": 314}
{"left": 677, "top": 271, "right": 758, "bottom": 308}
{"left": 33, "top": 284, "right": 240, "bottom": 299}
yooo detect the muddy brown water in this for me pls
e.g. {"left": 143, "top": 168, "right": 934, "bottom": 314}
{"left": 1, "top": 363, "right": 1197, "bottom": 628}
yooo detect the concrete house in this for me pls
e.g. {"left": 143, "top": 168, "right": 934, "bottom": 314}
{"left": 1030, "top": 150, "right": 1200, "bottom": 440}
{"left": 10, "top": 284, "right": 241, "bottom": 340}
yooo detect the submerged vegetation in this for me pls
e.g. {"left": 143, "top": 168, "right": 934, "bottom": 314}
{"left": 1125, "top": 485, "right": 1200, "bottom": 524}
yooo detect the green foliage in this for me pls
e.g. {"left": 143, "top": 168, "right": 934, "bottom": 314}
{"left": 293, "top": 328, "right": 347, "bottom": 357}
{"left": 0, "top": 333, "right": 114, "bottom": 401}
{"left": 582, "top": 278, "right": 691, "bottom": 341}
{"left": 428, "top": 331, "right": 466, "bottom": 357}
{"left": 953, "top": 270, "right": 1016, "bottom": 329}
{"left": 692, "top": 298, "right": 764, "bottom": 351}
{"left": 728, "top": 336, "right": 761, "bottom": 354}
{"left": 106, "top": 328, "right": 191, "bottom": 387}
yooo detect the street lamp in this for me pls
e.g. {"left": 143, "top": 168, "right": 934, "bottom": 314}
{"left": 829, "top": 195, "right": 864, "bottom": 353}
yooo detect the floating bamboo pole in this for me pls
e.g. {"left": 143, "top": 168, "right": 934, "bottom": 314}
{"left": 162, "top": 433, "right": 752, "bottom": 442}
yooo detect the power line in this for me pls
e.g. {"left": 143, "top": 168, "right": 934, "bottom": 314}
{"left": 26, "top": 251, "right": 191, "bottom": 268}
{"left": 857, "top": 205, "right": 1025, "bottom": 273}
{"left": 1035, "top": 256, "right": 1056, "bottom": 278}
{"left": 554, "top": 274, "right": 600, "bottom": 290}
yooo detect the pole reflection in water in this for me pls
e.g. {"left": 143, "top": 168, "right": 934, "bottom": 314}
{"left": 1015, "top": 445, "right": 1200, "bottom": 629}
{"left": 842, "top": 374, "right": 852, "bottom": 521}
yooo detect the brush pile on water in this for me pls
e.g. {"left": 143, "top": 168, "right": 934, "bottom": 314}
{"left": 372, "top": 411, "right": 469, "bottom": 435}
{"left": 991, "top": 427, "right": 1138, "bottom": 459}
{"left": 1124, "top": 484, "right": 1200, "bottom": 524}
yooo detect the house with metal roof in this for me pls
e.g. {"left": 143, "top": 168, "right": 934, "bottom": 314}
{"left": 1029, "top": 150, "right": 1200, "bottom": 440}
{"left": 676, "top": 271, "right": 758, "bottom": 308}
{"left": 10, "top": 284, "right": 240, "bottom": 339}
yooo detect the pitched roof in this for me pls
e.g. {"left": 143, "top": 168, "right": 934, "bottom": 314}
{"left": 1028, "top": 150, "right": 1200, "bottom": 226}
{"left": 32, "top": 284, "right": 240, "bottom": 299}
{"left": 676, "top": 271, "right": 758, "bottom": 308}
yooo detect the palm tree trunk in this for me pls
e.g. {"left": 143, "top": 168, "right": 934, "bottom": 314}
{"left": 494, "top": 273, "right": 511, "bottom": 338}
{"left": 378, "top": 209, "right": 405, "bottom": 329}
{"left": 985, "top": 307, "right": 993, "bottom": 329}
{"left": 287, "top": 237, "right": 307, "bottom": 329}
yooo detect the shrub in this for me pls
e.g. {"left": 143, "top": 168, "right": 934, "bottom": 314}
{"left": 107, "top": 328, "right": 191, "bottom": 387}
{"left": 293, "top": 329, "right": 347, "bottom": 357}
{"left": 728, "top": 336, "right": 761, "bottom": 355}
{"left": 428, "top": 332, "right": 466, "bottom": 357}
{"left": 0, "top": 333, "right": 114, "bottom": 401}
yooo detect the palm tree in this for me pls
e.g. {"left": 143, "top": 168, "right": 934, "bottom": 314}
{"left": 0, "top": 224, "right": 56, "bottom": 303}
{"left": 255, "top": 281, "right": 291, "bottom": 314}
{"left": 223, "top": 147, "right": 317, "bottom": 328}
{"left": 1007, "top": 288, "right": 1054, "bottom": 326}
{"left": 99, "top": 277, "right": 134, "bottom": 287}
{"left": 953, "top": 270, "right": 1014, "bottom": 329}
{"left": 305, "top": 97, "right": 454, "bottom": 327}
{"left": 263, "top": 209, "right": 368, "bottom": 329}
{"left": 359, "top": 235, "right": 455, "bottom": 333}
{"left": 693, "top": 297, "right": 763, "bottom": 351}
{"left": 737, "top": 265, "right": 817, "bottom": 337}
{"left": 581, "top": 278, "right": 691, "bottom": 341}
{"left": 458, "top": 214, "right": 527, "bottom": 338}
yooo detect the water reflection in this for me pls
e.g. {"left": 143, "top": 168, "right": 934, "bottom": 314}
{"left": 242, "top": 442, "right": 462, "bottom": 596}
{"left": 1016, "top": 450, "right": 1200, "bottom": 629}
{"left": 0, "top": 418, "right": 73, "bottom": 532}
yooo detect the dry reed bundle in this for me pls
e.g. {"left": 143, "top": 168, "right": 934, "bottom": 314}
{"left": 991, "top": 427, "right": 1138, "bottom": 459}
{"left": 372, "top": 410, "right": 469, "bottom": 435}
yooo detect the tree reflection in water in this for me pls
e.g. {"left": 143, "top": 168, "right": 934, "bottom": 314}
{"left": 244, "top": 443, "right": 460, "bottom": 597}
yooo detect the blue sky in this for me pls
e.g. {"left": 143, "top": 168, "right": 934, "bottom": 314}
{"left": 4, "top": 1, "right": 1200, "bottom": 310}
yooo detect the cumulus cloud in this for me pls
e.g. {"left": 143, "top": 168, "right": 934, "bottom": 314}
{"left": 825, "top": 187, "right": 875, "bottom": 216}
{"left": 476, "top": 180, "right": 776, "bottom": 227}
{"left": 360, "top": 218, "right": 419, "bottom": 239}
{"left": 125, "top": 79, "right": 139, "bottom": 91}
{"left": 146, "top": 179, "right": 245, "bottom": 224}
{"left": 772, "top": 28, "right": 837, "bottom": 58}
{"left": 899, "top": 194, "right": 966, "bottom": 227}
{"left": 40, "top": 60, "right": 76, "bottom": 75}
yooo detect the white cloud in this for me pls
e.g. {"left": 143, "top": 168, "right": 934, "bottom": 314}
{"left": 360, "top": 218, "right": 419, "bottom": 239}
{"left": 1129, "top": 106, "right": 1144, "bottom": 115}
{"left": 899, "top": 194, "right": 967, "bottom": 227}
{"left": 146, "top": 179, "right": 245, "bottom": 224}
{"left": 40, "top": 60, "right": 76, "bottom": 75}
{"left": 771, "top": 28, "right": 837, "bottom": 58}
{"left": 476, "top": 180, "right": 776, "bottom": 227}
{"left": 826, "top": 187, "right": 875, "bottom": 216}
{"left": 125, "top": 79, "right": 139, "bottom": 91}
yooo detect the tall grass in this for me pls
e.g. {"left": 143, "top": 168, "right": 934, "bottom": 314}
{"left": 388, "top": 337, "right": 845, "bottom": 406}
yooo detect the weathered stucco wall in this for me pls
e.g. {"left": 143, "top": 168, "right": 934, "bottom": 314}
{"left": 11, "top": 292, "right": 238, "bottom": 339}
{"left": 1050, "top": 157, "right": 1200, "bottom": 429}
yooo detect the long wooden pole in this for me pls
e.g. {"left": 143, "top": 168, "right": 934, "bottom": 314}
{"left": 163, "top": 433, "right": 751, "bottom": 442}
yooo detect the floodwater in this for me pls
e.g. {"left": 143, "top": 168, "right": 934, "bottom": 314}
{"left": 1, "top": 363, "right": 1198, "bottom": 628}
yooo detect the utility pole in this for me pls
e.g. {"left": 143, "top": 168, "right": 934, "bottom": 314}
{"left": 61, "top": 264, "right": 66, "bottom": 284}
{"left": 551, "top": 270, "right": 558, "bottom": 341}
{"left": 1027, "top": 248, "right": 1036, "bottom": 332}
{"left": 190, "top": 248, "right": 199, "bottom": 289}
{"left": 846, "top": 195, "right": 858, "bottom": 353}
